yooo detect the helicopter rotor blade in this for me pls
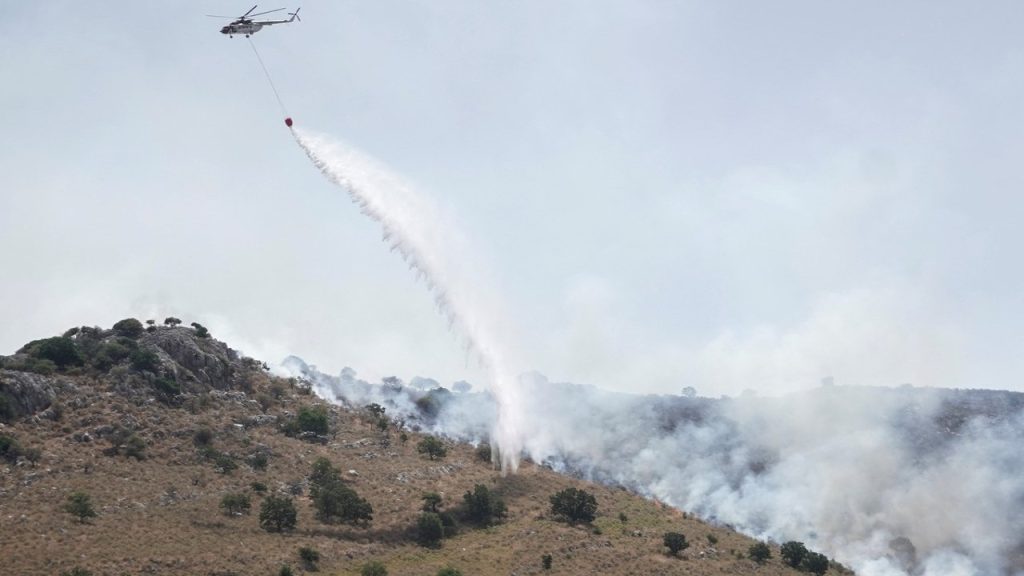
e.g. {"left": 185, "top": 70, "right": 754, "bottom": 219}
{"left": 205, "top": 14, "right": 237, "bottom": 18}
{"left": 249, "top": 7, "right": 287, "bottom": 17}
{"left": 242, "top": 5, "right": 259, "bottom": 17}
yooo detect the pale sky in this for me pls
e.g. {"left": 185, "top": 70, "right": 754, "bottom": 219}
{"left": 2, "top": 1, "right": 1022, "bottom": 396}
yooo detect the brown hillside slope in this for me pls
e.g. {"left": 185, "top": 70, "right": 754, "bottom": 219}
{"left": 0, "top": 323, "right": 829, "bottom": 576}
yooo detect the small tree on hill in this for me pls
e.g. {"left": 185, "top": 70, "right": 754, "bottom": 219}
{"left": 112, "top": 318, "right": 144, "bottom": 338}
{"left": 190, "top": 322, "right": 210, "bottom": 338}
{"left": 781, "top": 541, "right": 808, "bottom": 568}
{"left": 801, "top": 551, "right": 830, "bottom": 576}
{"left": 749, "top": 541, "right": 772, "bottom": 564}
{"left": 422, "top": 492, "right": 442, "bottom": 513}
{"left": 663, "top": 532, "right": 689, "bottom": 556}
{"left": 297, "top": 405, "right": 329, "bottom": 435}
{"left": 436, "top": 567, "right": 463, "bottom": 576}
{"left": 298, "top": 547, "right": 320, "bottom": 571}
{"left": 259, "top": 495, "right": 297, "bottom": 532}
{"left": 164, "top": 317, "right": 182, "bottom": 326}
{"left": 361, "top": 561, "right": 388, "bottom": 576}
{"left": 549, "top": 487, "right": 597, "bottom": 524}
{"left": 417, "top": 435, "right": 447, "bottom": 460}
{"left": 64, "top": 491, "right": 97, "bottom": 523}
{"left": 309, "top": 457, "right": 372, "bottom": 525}
{"left": 462, "top": 484, "right": 506, "bottom": 525}
{"left": 417, "top": 512, "right": 444, "bottom": 547}
{"left": 220, "top": 493, "right": 251, "bottom": 516}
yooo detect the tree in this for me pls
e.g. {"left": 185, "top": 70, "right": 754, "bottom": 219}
{"left": 436, "top": 568, "right": 463, "bottom": 576}
{"left": 549, "top": 487, "right": 598, "bottom": 524}
{"left": 309, "top": 458, "right": 372, "bottom": 525}
{"left": 259, "top": 495, "right": 297, "bottom": 532}
{"left": 681, "top": 386, "right": 697, "bottom": 398}
{"left": 26, "top": 337, "right": 83, "bottom": 369}
{"left": 163, "top": 317, "right": 182, "bottom": 326}
{"left": 417, "top": 512, "right": 444, "bottom": 547}
{"left": 801, "top": 551, "right": 830, "bottom": 576}
{"left": 190, "top": 322, "right": 210, "bottom": 338}
{"left": 130, "top": 348, "right": 160, "bottom": 372}
{"left": 462, "top": 484, "right": 506, "bottom": 525}
{"left": 422, "top": 492, "right": 442, "bottom": 512}
{"left": 366, "top": 403, "right": 386, "bottom": 418}
{"left": 220, "top": 493, "right": 251, "bottom": 516}
{"left": 749, "top": 542, "right": 772, "bottom": 564}
{"left": 781, "top": 541, "right": 808, "bottom": 568}
{"left": 361, "top": 561, "right": 388, "bottom": 576}
{"left": 297, "top": 405, "right": 329, "bottom": 435}
{"left": 112, "top": 318, "right": 144, "bottom": 338}
{"left": 417, "top": 435, "right": 447, "bottom": 460}
{"left": 542, "top": 554, "right": 553, "bottom": 570}
{"left": 663, "top": 532, "right": 689, "bottom": 556}
{"left": 475, "top": 443, "right": 492, "bottom": 462}
{"left": 64, "top": 491, "right": 97, "bottom": 523}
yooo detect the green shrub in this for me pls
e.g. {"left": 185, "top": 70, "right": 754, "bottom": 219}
{"left": 164, "top": 317, "right": 182, "bottom": 326}
{"left": 24, "top": 337, "right": 83, "bottom": 369}
{"left": 0, "top": 395, "right": 12, "bottom": 422}
{"left": 153, "top": 377, "right": 181, "bottom": 398}
{"left": 417, "top": 435, "right": 447, "bottom": 460}
{"left": 90, "top": 341, "right": 132, "bottom": 371}
{"left": 417, "top": 512, "right": 444, "bottom": 547}
{"left": 248, "top": 452, "right": 268, "bottom": 470}
{"left": 64, "top": 491, "right": 97, "bottom": 523}
{"left": 663, "top": 532, "right": 689, "bottom": 556}
{"left": 213, "top": 452, "right": 237, "bottom": 475}
{"left": 309, "top": 458, "right": 373, "bottom": 525}
{"left": 360, "top": 561, "right": 388, "bottom": 576}
{"left": 618, "top": 512, "right": 628, "bottom": 522}
{"left": 707, "top": 533, "right": 718, "bottom": 545}
{"left": 421, "top": 492, "right": 442, "bottom": 512}
{"left": 0, "top": 433, "right": 23, "bottom": 463}
{"left": 549, "top": 487, "right": 598, "bottom": 524}
{"left": 475, "top": 443, "right": 492, "bottom": 462}
{"left": 781, "top": 541, "right": 808, "bottom": 568}
{"left": 190, "top": 322, "right": 210, "bottom": 338}
{"left": 193, "top": 427, "right": 214, "bottom": 447}
{"left": 436, "top": 568, "right": 462, "bottom": 576}
{"left": 542, "top": 554, "right": 553, "bottom": 570}
{"left": 130, "top": 348, "right": 160, "bottom": 372}
{"left": 60, "top": 568, "right": 93, "bottom": 576}
{"left": 259, "top": 495, "right": 297, "bottom": 532}
{"left": 220, "top": 493, "right": 251, "bottom": 516}
{"left": 250, "top": 481, "right": 268, "bottom": 493}
{"left": 299, "top": 547, "right": 320, "bottom": 570}
{"left": 112, "top": 318, "right": 144, "bottom": 338}
{"left": 749, "top": 541, "right": 772, "bottom": 564}
{"left": 296, "top": 405, "right": 329, "bottom": 435}
{"left": 801, "top": 551, "right": 830, "bottom": 575}
{"left": 462, "top": 484, "right": 506, "bottom": 526}
{"left": 123, "top": 434, "right": 147, "bottom": 460}
{"left": 278, "top": 566, "right": 294, "bottom": 576}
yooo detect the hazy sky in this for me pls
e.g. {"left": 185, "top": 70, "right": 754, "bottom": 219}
{"left": 2, "top": 1, "right": 1022, "bottom": 396}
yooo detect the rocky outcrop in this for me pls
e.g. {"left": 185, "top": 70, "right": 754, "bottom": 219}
{"left": 142, "top": 327, "right": 240, "bottom": 389}
{"left": 0, "top": 370, "right": 76, "bottom": 419}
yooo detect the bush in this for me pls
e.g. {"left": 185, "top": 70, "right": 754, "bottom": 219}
{"left": 749, "top": 541, "right": 772, "bottom": 564}
{"left": 193, "top": 427, "right": 214, "bottom": 447}
{"left": 60, "top": 568, "right": 93, "bottom": 576}
{"left": 220, "top": 493, "right": 251, "bottom": 516}
{"left": 90, "top": 341, "right": 133, "bottom": 371}
{"left": 279, "top": 566, "right": 294, "bottom": 576}
{"left": 0, "top": 395, "right": 10, "bottom": 422}
{"left": 299, "top": 546, "right": 320, "bottom": 570}
{"left": 664, "top": 532, "right": 689, "bottom": 556}
{"left": 251, "top": 481, "right": 268, "bottom": 493}
{"left": 259, "top": 495, "right": 297, "bottom": 532}
{"left": 123, "top": 434, "right": 147, "bottom": 460}
{"left": 417, "top": 435, "right": 447, "bottom": 460}
{"left": 129, "top": 348, "right": 160, "bottom": 372}
{"left": 417, "top": 512, "right": 444, "bottom": 547}
{"left": 112, "top": 318, "right": 144, "bottom": 338}
{"left": 707, "top": 533, "right": 718, "bottom": 545}
{"left": 164, "top": 317, "right": 182, "bottom": 326}
{"left": 462, "top": 484, "right": 506, "bottom": 526}
{"left": 781, "top": 541, "right": 808, "bottom": 568}
{"left": 24, "top": 337, "right": 83, "bottom": 369}
{"left": 153, "top": 377, "right": 181, "bottom": 398}
{"left": 801, "top": 551, "right": 830, "bottom": 576}
{"left": 190, "top": 322, "right": 210, "bottom": 338}
{"left": 212, "top": 452, "right": 238, "bottom": 475}
{"left": 422, "top": 492, "right": 442, "bottom": 512}
{"left": 436, "top": 568, "right": 462, "bottom": 576}
{"left": 549, "top": 487, "right": 598, "bottom": 524}
{"left": 542, "top": 554, "right": 552, "bottom": 570}
{"left": 309, "top": 458, "right": 373, "bottom": 525}
{"left": 475, "top": 443, "right": 492, "bottom": 462}
{"left": 0, "top": 433, "right": 21, "bottom": 463}
{"left": 64, "top": 491, "right": 97, "bottom": 523}
{"left": 360, "top": 561, "right": 388, "bottom": 576}
{"left": 296, "top": 405, "right": 329, "bottom": 435}
{"left": 248, "top": 452, "right": 268, "bottom": 470}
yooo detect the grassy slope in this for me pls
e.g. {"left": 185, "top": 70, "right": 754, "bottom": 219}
{"left": 1, "top": 371, "right": 811, "bottom": 576}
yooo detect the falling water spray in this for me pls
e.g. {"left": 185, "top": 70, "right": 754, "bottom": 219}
{"left": 290, "top": 126, "right": 523, "bottom": 473}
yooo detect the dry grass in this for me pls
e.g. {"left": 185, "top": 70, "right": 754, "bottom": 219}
{"left": 1, "top": 376, "right": 811, "bottom": 576}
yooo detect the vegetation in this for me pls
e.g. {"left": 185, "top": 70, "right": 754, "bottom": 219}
{"left": 193, "top": 427, "right": 215, "bottom": 447}
{"left": 475, "top": 443, "right": 491, "bottom": 462}
{"left": 279, "top": 565, "right": 294, "bottom": 576}
{"left": 163, "top": 317, "right": 182, "bottom": 326}
{"left": 298, "top": 546, "right": 320, "bottom": 571}
{"left": 309, "top": 457, "right": 373, "bottom": 525}
{"left": 749, "top": 541, "right": 772, "bottom": 564}
{"left": 112, "top": 318, "right": 144, "bottom": 339}
{"left": 190, "top": 322, "right": 210, "bottom": 338}
{"left": 421, "top": 492, "right": 443, "bottom": 512}
{"left": 549, "top": 487, "right": 598, "bottom": 524}
{"left": 663, "top": 532, "right": 689, "bottom": 556}
{"left": 259, "top": 495, "right": 298, "bottom": 532}
{"left": 64, "top": 491, "right": 97, "bottom": 523}
{"left": 288, "top": 405, "right": 329, "bottom": 436}
{"left": 461, "top": 483, "right": 507, "bottom": 525}
{"left": 436, "top": 567, "right": 463, "bottom": 576}
{"left": 542, "top": 554, "right": 553, "bottom": 570}
{"left": 59, "top": 568, "right": 93, "bottom": 576}
{"left": 1, "top": 433, "right": 25, "bottom": 463}
{"left": 220, "top": 493, "right": 251, "bottom": 516}
{"left": 781, "top": 541, "right": 808, "bottom": 568}
{"left": 360, "top": 561, "right": 388, "bottom": 576}
{"left": 417, "top": 435, "right": 447, "bottom": 460}
{"left": 22, "top": 337, "right": 84, "bottom": 370}
{"left": 417, "top": 512, "right": 445, "bottom": 547}
{"left": 129, "top": 348, "right": 160, "bottom": 372}
{"left": 801, "top": 551, "right": 830, "bottom": 575}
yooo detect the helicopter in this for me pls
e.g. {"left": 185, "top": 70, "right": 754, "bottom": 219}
{"left": 208, "top": 5, "right": 300, "bottom": 38}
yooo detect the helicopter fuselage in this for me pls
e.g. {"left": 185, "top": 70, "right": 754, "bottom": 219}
{"left": 221, "top": 22, "right": 265, "bottom": 37}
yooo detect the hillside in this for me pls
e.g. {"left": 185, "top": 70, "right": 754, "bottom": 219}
{"left": 0, "top": 320, "right": 824, "bottom": 576}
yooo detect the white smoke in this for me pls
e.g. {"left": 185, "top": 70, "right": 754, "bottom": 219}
{"left": 290, "top": 127, "right": 523, "bottom": 472}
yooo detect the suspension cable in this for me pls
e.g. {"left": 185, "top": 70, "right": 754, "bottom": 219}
{"left": 248, "top": 37, "right": 289, "bottom": 118}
